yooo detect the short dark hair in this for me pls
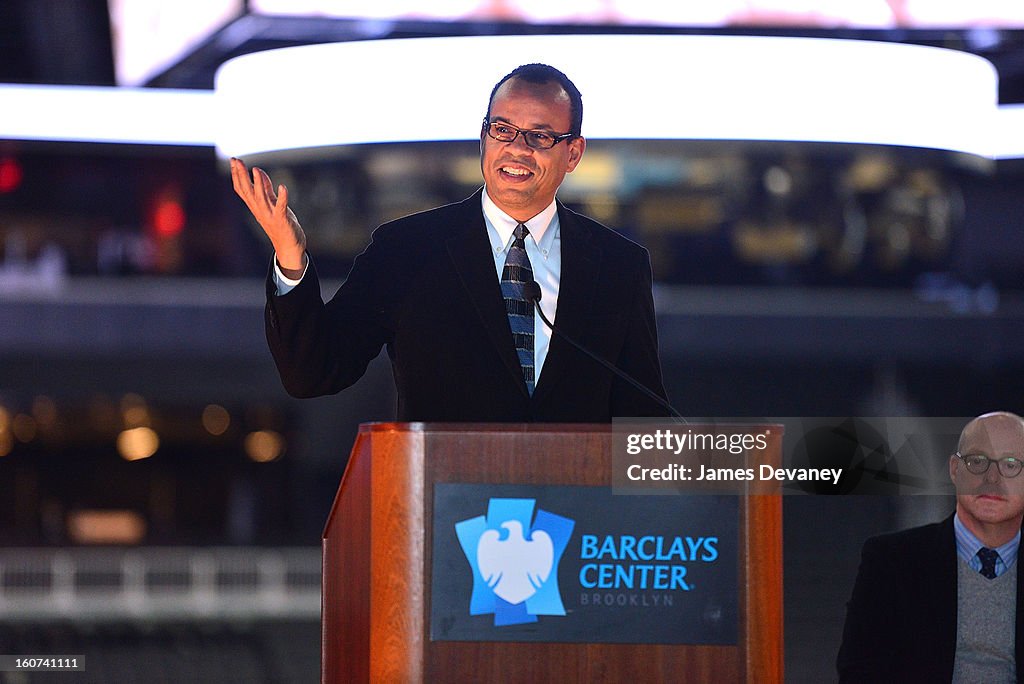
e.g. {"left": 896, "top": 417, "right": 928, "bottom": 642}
{"left": 486, "top": 64, "right": 583, "bottom": 137}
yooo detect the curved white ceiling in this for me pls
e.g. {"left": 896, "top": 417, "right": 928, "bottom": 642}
{"left": 214, "top": 34, "right": 1000, "bottom": 157}
{"left": 1, "top": 34, "right": 1018, "bottom": 158}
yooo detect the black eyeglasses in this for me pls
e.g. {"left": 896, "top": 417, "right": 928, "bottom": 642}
{"left": 956, "top": 451, "right": 1024, "bottom": 478}
{"left": 482, "top": 119, "right": 575, "bottom": 150}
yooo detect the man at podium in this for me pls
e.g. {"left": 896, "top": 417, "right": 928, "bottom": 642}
{"left": 838, "top": 411, "right": 1024, "bottom": 682}
{"left": 231, "top": 63, "right": 670, "bottom": 422}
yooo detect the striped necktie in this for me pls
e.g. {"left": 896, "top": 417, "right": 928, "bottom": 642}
{"left": 501, "top": 223, "right": 535, "bottom": 395}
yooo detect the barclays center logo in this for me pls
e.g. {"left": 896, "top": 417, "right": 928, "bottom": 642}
{"left": 455, "top": 498, "right": 574, "bottom": 626}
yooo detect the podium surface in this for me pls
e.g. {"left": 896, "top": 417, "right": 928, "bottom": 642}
{"left": 322, "top": 423, "right": 782, "bottom": 683}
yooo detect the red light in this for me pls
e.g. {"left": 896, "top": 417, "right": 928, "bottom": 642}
{"left": 152, "top": 196, "right": 186, "bottom": 238}
{"left": 0, "top": 157, "right": 23, "bottom": 193}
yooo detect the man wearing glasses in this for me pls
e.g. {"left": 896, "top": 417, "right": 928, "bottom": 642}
{"left": 231, "top": 63, "right": 668, "bottom": 422}
{"left": 838, "top": 411, "right": 1024, "bottom": 682}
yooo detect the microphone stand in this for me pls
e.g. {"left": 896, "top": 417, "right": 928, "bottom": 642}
{"left": 523, "top": 281, "right": 684, "bottom": 421}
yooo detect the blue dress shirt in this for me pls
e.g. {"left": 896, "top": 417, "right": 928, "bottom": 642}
{"left": 954, "top": 512, "right": 1020, "bottom": 577}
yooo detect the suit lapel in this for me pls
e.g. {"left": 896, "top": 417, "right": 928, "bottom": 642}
{"left": 935, "top": 515, "right": 960, "bottom": 677}
{"left": 1011, "top": 524, "right": 1019, "bottom": 667}
{"left": 445, "top": 190, "right": 530, "bottom": 396}
{"left": 532, "top": 202, "right": 601, "bottom": 403}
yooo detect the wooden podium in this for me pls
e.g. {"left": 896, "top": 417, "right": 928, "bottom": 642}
{"left": 321, "top": 423, "right": 783, "bottom": 683}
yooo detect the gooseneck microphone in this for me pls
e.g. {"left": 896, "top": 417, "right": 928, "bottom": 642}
{"left": 522, "top": 281, "right": 684, "bottom": 421}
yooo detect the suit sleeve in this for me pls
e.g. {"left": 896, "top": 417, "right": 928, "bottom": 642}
{"left": 264, "top": 227, "right": 398, "bottom": 398}
{"left": 836, "top": 536, "right": 899, "bottom": 683}
{"left": 609, "top": 249, "right": 671, "bottom": 418}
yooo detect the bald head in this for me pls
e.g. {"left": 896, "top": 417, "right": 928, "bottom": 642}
{"left": 958, "top": 411, "right": 1024, "bottom": 455}
{"left": 951, "top": 411, "right": 1024, "bottom": 547}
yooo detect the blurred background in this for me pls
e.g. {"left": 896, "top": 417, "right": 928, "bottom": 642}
{"left": 2, "top": 1, "right": 1024, "bottom": 681}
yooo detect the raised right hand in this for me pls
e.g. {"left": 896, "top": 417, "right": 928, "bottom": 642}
{"left": 230, "top": 157, "right": 307, "bottom": 276}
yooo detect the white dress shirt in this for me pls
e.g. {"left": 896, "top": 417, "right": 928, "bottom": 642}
{"left": 481, "top": 189, "right": 560, "bottom": 383}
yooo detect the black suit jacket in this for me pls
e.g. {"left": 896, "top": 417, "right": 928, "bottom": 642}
{"left": 265, "top": 189, "right": 669, "bottom": 422}
{"left": 837, "top": 514, "right": 1024, "bottom": 682}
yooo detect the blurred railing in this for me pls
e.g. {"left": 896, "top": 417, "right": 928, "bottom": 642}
{"left": 0, "top": 547, "right": 321, "bottom": 620}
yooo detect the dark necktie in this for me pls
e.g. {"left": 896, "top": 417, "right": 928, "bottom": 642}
{"left": 977, "top": 547, "right": 1000, "bottom": 579}
{"left": 501, "top": 223, "right": 535, "bottom": 395}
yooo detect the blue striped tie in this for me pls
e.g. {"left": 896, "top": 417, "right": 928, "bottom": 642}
{"left": 501, "top": 223, "right": 535, "bottom": 395}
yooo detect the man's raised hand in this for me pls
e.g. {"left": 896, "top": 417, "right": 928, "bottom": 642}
{"left": 230, "top": 157, "right": 307, "bottom": 276}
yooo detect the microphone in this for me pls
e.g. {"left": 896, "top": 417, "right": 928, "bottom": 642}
{"left": 523, "top": 281, "right": 684, "bottom": 420}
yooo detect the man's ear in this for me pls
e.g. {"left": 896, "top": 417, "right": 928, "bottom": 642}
{"left": 949, "top": 454, "right": 959, "bottom": 484}
{"left": 566, "top": 136, "right": 586, "bottom": 172}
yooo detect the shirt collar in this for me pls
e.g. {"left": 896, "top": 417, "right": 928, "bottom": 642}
{"left": 954, "top": 511, "right": 1020, "bottom": 568}
{"left": 481, "top": 187, "right": 558, "bottom": 248}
